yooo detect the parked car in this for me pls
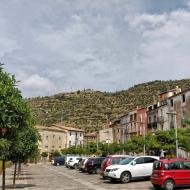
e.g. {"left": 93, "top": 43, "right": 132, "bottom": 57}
{"left": 67, "top": 157, "right": 81, "bottom": 169}
{"left": 100, "top": 155, "right": 130, "bottom": 179}
{"left": 51, "top": 156, "right": 65, "bottom": 166}
{"left": 65, "top": 155, "right": 80, "bottom": 167}
{"left": 78, "top": 157, "right": 90, "bottom": 172}
{"left": 105, "top": 156, "right": 159, "bottom": 183}
{"left": 85, "top": 157, "right": 106, "bottom": 174}
{"left": 151, "top": 158, "right": 190, "bottom": 190}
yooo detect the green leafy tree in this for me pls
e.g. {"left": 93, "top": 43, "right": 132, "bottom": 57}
{"left": 0, "top": 64, "right": 37, "bottom": 189}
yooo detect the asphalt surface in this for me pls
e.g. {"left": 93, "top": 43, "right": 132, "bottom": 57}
{"left": 1, "top": 164, "right": 190, "bottom": 190}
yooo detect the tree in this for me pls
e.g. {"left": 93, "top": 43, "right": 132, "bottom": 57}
{"left": 0, "top": 64, "right": 38, "bottom": 190}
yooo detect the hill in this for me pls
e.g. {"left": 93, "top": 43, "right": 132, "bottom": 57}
{"left": 27, "top": 79, "right": 190, "bottom": 133}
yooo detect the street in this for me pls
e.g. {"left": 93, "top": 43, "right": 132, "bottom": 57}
{"left": 1, "top": 164, "right": 155, "bottom": 190}
{"left": 2, "top": 164, "right": 190, "bottom": 190}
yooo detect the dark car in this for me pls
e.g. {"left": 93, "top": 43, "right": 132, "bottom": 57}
{"left": 51, "top": 156, "right": 65, "bottom": 166}
{"left": 85, "top": 157, "right": 105, "bottom": 174}
{"left": 151, "top": 158, "right": 190, "bottom": 190}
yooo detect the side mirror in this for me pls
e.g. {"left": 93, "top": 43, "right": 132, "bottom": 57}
{"left": 132, "top": 161, "right": 136, "bottom": 165}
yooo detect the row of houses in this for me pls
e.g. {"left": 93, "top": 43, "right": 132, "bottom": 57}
{"left": 86, "top": 86, "right": 190, "bottom": 145}
{"left": 36, "top": 86, "right": 190, "bottom": 156}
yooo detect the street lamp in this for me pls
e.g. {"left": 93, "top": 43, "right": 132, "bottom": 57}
{"left": 167, "top": 111, "right": 178, "bottom": 157}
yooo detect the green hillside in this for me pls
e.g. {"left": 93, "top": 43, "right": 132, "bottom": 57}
{"left": 27, "top": 79, "right": 190, "bottom": 133}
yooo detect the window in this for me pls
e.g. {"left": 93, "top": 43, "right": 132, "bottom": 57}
{"left": 69, "top": 141, "right": 71, "bottom": 146}
{"left": 182, "top": 94, "right": 186, "bottom": 103}
{"left": 80, "top": 133, "right": 82, "bottom": 137}
{"left": 69, "top": 132, "right": 72, "bottom": 136}
{"left": 184, "top": 162, "right": 190, "bottom": 169}
{"left": 111, "top": 158, "right": 121, "bottom": 165}
{"left": 59, "top": 136, "right": 61, "bottom": 140}
{"left": 53, "top": 134, "right": 55, "bottom": 138}
{"left": 153, "top": 162, "right": 162, "bottom": 170}
{"left": 144, "top": 157, "right": 157, "bottom": 163}
{"left": 170, "top": 99, "right": 173, "bottom": 107}
{"left": 153, "top": 115, "right": 157, "bottom": 122}
{"left": 170, "top": 162, "right": 183, "bottom": 170}
{"left": 149, "top": 117, "right": 152, "bottom": 123}
{"left": 46, "top": 136, "right": 48, "bottom": 139}
{"left": 135, "top": 157, "right": 144, "bottom": 164}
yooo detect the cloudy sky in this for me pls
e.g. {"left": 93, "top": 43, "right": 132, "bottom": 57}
{"left": 0, "top": 0, "right": 190, "bottom": 97}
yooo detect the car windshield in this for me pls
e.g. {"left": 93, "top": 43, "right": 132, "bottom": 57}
{"left": 119, "top": 157, "right": 135, "bottom": 165}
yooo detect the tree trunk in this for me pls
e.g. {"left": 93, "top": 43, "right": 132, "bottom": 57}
{"left": 13, "top": 162, "right": 17, "bottom": 189}
{"left": 2, "top": 160, "right": 6, "bottom": 190}
{"left": 17, "top": 162, "right": 21, "bottom": 179}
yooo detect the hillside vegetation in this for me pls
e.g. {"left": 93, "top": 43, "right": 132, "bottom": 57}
{"left": 27, "top": 79, "right": 190, "bottom": 133}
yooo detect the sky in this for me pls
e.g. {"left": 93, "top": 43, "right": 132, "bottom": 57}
{"left": 0, "top": 0, "right": 190, "bottom": 97}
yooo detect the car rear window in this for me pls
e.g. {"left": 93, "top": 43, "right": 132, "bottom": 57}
{"left": 153, "top": 161, "right": 162, "bottom": 170}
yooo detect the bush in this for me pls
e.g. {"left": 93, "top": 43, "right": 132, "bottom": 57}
{"left": 41, "top": 152, "right": 48, "bottom": 158}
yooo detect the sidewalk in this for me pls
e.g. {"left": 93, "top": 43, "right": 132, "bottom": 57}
{"left": 0, "top": 165, "right": 29, "bottom": 190}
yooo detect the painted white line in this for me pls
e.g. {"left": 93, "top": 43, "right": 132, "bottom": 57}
{"left": 44, "top": 166, "right": 107, "bottom": 190}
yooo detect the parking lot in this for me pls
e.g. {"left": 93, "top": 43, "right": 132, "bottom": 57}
{"left": 14, "top": 164, "right": 155, "bottom": 190}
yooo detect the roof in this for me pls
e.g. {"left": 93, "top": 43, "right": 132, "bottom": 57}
{"left": 34, "top": 125, "right": 67, "bottom": 133}
{"left": 53, "top": 124, "right": 84, "bottom": 132}
{"left": 167, "top": 88, "right": 190, "bottom": 100}
{"left": 84, "top": 132, "right": 98, "bottom": 137}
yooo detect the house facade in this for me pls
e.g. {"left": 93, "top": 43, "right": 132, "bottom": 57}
{"left": 167, "top": 88, "right": 190, "bottom": 129}
{"left": 99, "top": 124, "right": 114, "bottom": 144}
{"left": 54, "top": 124, "right": 84, "bottom": 148}
{"left": 35, "top": 125, "right": 67, "bottom": 155}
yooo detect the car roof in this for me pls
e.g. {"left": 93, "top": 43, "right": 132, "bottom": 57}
{"left": 157, "top": 158, "right": 190, "bottom": 163}
{"left": 107, "top": 155, "right": 130, "bottom": 158}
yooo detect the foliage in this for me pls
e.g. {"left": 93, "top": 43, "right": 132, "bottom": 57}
{"left": 61, "top": 127, "right": 190, "bottom": 157}
{"left": 41, "top": 152, "right": 48, "bottom": 158}
{"left": 52, "top": 150, "right": 61, "bottom": 158}
{"left": 27, "top": 79, "right": 190, "bottom": 132}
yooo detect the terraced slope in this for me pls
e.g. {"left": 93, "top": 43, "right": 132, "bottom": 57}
{"left": 27, "top": 79, "right": 190, "bottom": 133}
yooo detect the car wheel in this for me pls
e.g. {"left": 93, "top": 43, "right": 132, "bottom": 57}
{"left": 95, "top": 168, "right": 101, "bottom": 174}
{"left": 74, "top": 164, "right": 77, "bottom": 169}
{"left": 120, "top": 171, "right": 131, "bottom": 183}
{"left": 164, "top": 179, "right": 175, "bottom": 190}
{"left": 153, "top": 184, "right": 161, "bottom": 190}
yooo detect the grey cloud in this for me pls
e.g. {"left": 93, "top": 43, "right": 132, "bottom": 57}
{"left": 0, "top": 0, "right": 190, "bottom": 97}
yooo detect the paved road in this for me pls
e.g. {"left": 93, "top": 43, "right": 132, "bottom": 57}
{"left": 2, "top": 164, "right": 190, "bottom": 190}
{"left": 15, "top": 164, "right": 153, "bottom": 190}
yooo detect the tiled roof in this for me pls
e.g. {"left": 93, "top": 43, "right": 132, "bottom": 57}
{"left": 53, "top": 124, "right": 84, "bottom": 132}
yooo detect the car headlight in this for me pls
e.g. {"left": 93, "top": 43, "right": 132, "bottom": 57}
{"left": 110, "top": 168, "right": 119, "bottom": 172}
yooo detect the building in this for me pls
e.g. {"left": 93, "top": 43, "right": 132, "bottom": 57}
{"left": 35, "top": 125, "right": 67, "bottom": 155}
{"left": 54, "top": 124, "right": 84, "bottom": 148}
{"left": 83, "top": 132, "right": 98, "bottom": 145}
{"left": 167, "top": 88, "right": 190, "bottom": 129}
{"left": 99, "top": 124, "right": 114, "bottom": 144}
{"left": 136, "top": 107, "right": 148, "bottom": 136}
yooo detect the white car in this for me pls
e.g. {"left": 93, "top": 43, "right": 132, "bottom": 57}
{"left": 67, "top": 157, "right": 81, "bottom": 169}
{"left": 105, "top": 156, "right": 159, "bottom": 183}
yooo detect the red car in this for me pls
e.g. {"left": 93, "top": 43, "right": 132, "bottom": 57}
{"left": 100, "top": 155, "right": 129, "bottom": 179}
{"left": 151, "top": 158, "right": 190, "bottom": 190}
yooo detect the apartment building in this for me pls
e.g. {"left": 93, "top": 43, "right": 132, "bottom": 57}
{"left": 167, "top": 88, "right": 190, "bottom": 129}
{"left": 54, "top": 124, "right": 84, "bottom": 148}
{"left": 99, "top": 124, "right": 114, "bottom": 144}
{"left": 35, "top": 125, "right": 67, "bottom": 154}
{"left": 83, "top": 132, "right": 98, "bottom": 145}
